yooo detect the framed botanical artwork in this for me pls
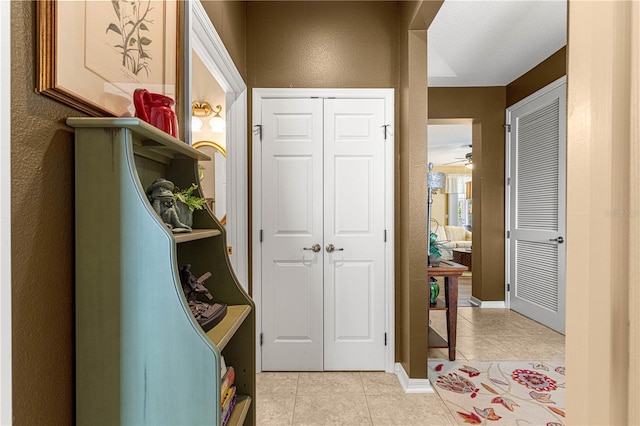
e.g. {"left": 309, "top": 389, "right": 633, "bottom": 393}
{"left": 37, "top": 0, "right": 179, "bottom": 117}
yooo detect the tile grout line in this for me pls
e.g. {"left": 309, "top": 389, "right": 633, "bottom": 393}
{"left": 360, "top": 372, "right": 375, "bottom": 426}
{"left": 291, "top": 372, "right": 300, "bottom": 426}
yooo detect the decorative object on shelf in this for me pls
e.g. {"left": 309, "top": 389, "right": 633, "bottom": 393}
{"left": 427, "top": 163, "right": 446, "bottom": 267}
{"left": 192, "top": 101, "right": 226, "bottom": 133}
{"left": 429, "top": 277, "right": 440, "bottom": 307}
{"left": 146, "top": 178, "right": 192, "bottom": 233}
{"left": 179, "top": 264, "right": 227, "bottom": 332}
{"left": 429, "top": 228, "right": 444, "bottom": 267}
{"left": 134, "top": 89, "right": 179, "bottom": 137}
{"left": 173, "top": 183, "right": 207, "bottom": 227}
{"left": 37, "top": 0, "right": 178, "bottom": 117}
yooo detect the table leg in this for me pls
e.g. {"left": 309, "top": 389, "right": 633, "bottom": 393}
{"left": 445, "top": 276, "right": 459, "bottom": 361}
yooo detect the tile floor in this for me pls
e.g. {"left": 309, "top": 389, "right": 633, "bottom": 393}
{"left": 256, "top": 306, "right": 565, "bottom": 425}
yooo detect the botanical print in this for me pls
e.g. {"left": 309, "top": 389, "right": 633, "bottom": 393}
{"left": 48, "top": 0, "right": 176, "bottom": 117}
{"left": 85, "top": 0, "right": 166, "bottom": 88}
{"left": 106, "top": 1, "right": 155, "bottom": 77}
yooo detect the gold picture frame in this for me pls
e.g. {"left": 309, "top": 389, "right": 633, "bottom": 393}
{"left": 37, "top": 0, "right": 180, "bottom": 118}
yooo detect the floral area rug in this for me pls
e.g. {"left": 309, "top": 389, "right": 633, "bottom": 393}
{"left": 428, "top": 360, "right": 565, "bottom": 425}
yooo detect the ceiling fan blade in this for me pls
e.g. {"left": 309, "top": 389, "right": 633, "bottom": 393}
{"left": 442, "top": 159, "right": 466, "bottom": 165}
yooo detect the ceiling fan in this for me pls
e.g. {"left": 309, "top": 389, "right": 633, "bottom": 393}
{"left": 443, "top": 150, "right": 473, "bottom": 167}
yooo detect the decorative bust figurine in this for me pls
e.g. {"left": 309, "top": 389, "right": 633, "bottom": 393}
{"left": 146, "top": 178, "right": 192, "bottom": 233}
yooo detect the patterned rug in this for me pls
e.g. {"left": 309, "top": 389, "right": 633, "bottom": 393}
{"left": 428, "top": 360, "right": 565, "bottom": 425}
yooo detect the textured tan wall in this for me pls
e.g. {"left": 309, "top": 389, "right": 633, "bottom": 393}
{"left": 11, "top": 1, "right": 80, "bottom": 423}
{"left": 246, "top": 1, "right": 398, "bottom": 88}
{"left": 507, "top": 46, "right": 567, "bottom": 107}
{"left": 396, "top": 0, "right": 442, "bottom": 379}
{"left": 201, "top": 0, "right": 247, "bottom": 80}
{"left": 429, "top": 87, "right": 506, "bottom": 301}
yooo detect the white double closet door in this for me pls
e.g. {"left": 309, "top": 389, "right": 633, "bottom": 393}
{"left": 260, "top": 96, "right": 387, "bottom": 371}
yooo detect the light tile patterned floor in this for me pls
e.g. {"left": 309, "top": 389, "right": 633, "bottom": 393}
{"left": 256, "top": 306, "right": 565, "bottom": 425}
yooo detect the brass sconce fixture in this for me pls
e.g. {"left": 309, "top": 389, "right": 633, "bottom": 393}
{"left": 192, "top": 101, "right": 225, "bottom": 133}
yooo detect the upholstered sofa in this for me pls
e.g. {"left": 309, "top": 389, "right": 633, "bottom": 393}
{"left": 431, "top": 225, "right": 472, "bottom": 260}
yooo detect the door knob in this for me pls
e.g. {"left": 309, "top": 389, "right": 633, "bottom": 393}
{"left": 549, "top": 236, "right": 564, "bottom": 244}
{"left": 303, "top": 244, "right": 321, "bottom": 253}
{"left": 326, "top": 244, "right": 344, "bottom": 253}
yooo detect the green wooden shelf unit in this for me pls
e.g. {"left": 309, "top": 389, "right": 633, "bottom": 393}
{"left": 69, "top": 118, "right": 255, "bottom": 426}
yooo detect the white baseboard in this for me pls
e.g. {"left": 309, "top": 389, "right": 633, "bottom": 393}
{"left": 469, "top": 296, "right": 506, "bottom": 309}
{"left": 395, "top": 363, "right": 434, "bottom": 394}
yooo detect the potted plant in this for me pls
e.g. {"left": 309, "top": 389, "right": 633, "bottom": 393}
{"left": 429, "top": 231, "right": 444, "bottom": 267}
{"left": 174, "top": 183, "right": 206, "bottom": 228}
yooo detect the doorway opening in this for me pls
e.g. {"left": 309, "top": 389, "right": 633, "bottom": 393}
{"left": 427, "top": 119, "right": 474, "bottom": 307}
{"left": 252, "top": 88, "right": 396, "bottom": 373}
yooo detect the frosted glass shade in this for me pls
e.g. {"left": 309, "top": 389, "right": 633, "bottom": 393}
{"left": 427, "top": 171, "right": 445, "bottom": 189}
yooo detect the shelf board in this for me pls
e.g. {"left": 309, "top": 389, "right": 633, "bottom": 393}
{"left": 428, "top": 326, "right": 448, "bottom": 349}
{"left": 174, "top": 229, "right": 221, "bottom": 243}
{"left": 226, "top": 396, "right": 251, "bottom": 426}
{"left": 67, "top": 117, "right": 211, "bottom": 161}
{"left": 206, "top": 305, "right": 251, "bottom": 351}
{"left": 428, "top": 299, "right": 447, "bottom": 310}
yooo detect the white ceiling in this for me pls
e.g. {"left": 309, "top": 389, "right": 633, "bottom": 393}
{"left": 428, "top": 123, "right": 473, "bottom": 166}
{"left": 427, "top": 0, "right": 567, "bottom": 165}
{"left": 428, "top": 0, "right": 567, "bottom": 87}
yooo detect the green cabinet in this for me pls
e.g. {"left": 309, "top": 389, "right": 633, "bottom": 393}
{"left": 69, "top": 118, "right": 255, "bottom": 425}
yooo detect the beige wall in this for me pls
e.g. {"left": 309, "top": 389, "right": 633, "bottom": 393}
{"left": 11, "top": 2, "right": 78, "bottom": 423}
{"left": 192, "top": 51, "right": 226, "bottom": 148}
{"left": 429, "top": 87, "right": 506, "bottom": 301}
{"left": 566, "top": 1, "right": 638, "bottom": 424}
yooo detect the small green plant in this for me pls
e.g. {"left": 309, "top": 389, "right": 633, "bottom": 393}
{"left": 174, "top": 184, "right": 206, "bottom": 212}
{"left": 429, "top": 232, "right": 444, "bottom": 258}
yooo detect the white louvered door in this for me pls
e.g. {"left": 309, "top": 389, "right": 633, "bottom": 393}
{"left": 506, "top": 77, "right": 566, "bottom": 334}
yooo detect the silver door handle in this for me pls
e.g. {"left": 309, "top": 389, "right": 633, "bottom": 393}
{"left": 326, "top": 244, "right": 344, "bottom": 253}
{"left": 303, "top": 244, "right": 321, "bottom": 253}
{"left": 549, "top": 236, "right": 564, "bottom": 244}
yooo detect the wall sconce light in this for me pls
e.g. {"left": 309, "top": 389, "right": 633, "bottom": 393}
{"left": 209, "top": 104, "right": 226, "bottom": 133}
{"left": 191, "top": 101, "right": 225, "bottom": 133}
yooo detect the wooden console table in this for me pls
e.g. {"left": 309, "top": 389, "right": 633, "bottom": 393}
{"left": 428, "top": 260, "right": 468, "bottom": 361}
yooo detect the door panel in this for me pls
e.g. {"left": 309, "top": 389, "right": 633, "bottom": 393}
{"left": 261, "top": 96, "right": 387, "bottom": 371}
{"left": 261, "top": 98, "right": 324, "bottom": 371}
{"left": 507, "top": 79, "right": 566, "bottom": 334}
{"left": 323, "top": 98, "right": 386, "bottom": 370}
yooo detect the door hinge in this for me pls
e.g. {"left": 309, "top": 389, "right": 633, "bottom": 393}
{"left": 260, "top": 333, "right": 263, "bottom": 346}
{"left": 260, "top": 229, "right": 263, "bottom": 243}
{"left": 384, "top": 332, "right": 387, "bottom": 346}
{"left": 504, "top": 124, "right": 511, "bottom": 132}
{"left": 507, "top": 284, "right": 511, "bottom": 292}
{"left": 507, "top": 177, "right": 511, "bottom": 186}
{"left": 254, "top": 124, "right": 263, "bottom": 141}
{"left": 382, "top": 124, "right": 390, "bottom": 140}
{"left": 384, "top": 229, "right": 387, "bottom": 242}
{"left": 507, "top": 230, "right": 510, "bottom": 238}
